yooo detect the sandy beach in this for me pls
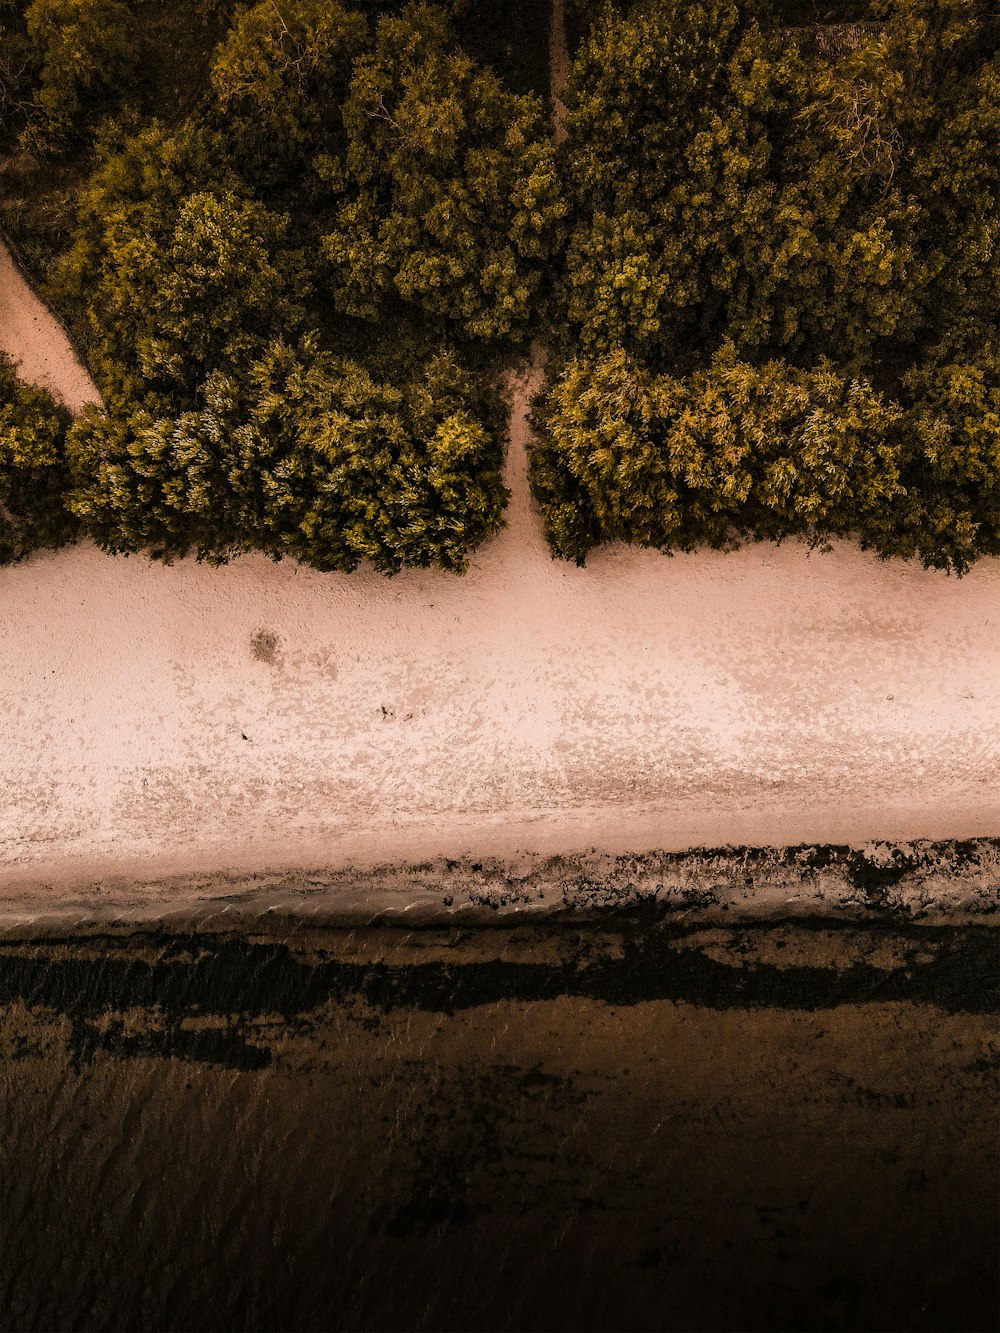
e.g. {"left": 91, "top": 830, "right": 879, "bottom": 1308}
{"left": 1, "top": 69, "right": 998, "bottom": 914}
{"left": 0, "top": 333, "right": 998, "bottom": 903}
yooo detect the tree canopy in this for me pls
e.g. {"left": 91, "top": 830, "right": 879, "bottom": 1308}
{"left": 21, "top": 1, "right": 544, "bottom": 572}
{"left": 556, "top": 0, "right": 998, "bottom": 369}
{"left": 320, "top": 2, "right": 566, "bottom": 341}
{"left": 66, "top": 340, "right": 507, "bottom": 571}
{"left": 0, "top": 352, "right": 76, "bottom": 563}
{"left": 1, "top": 0, "right": 997, "bottom": 575}
{"left": 532, "top": 343, "right": 1000, "bottom": 572}
{"left": 531, "top": 0, "right": 999, "bottom": 571}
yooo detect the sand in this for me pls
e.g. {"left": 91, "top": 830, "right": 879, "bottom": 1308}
{"left": 0, "top": 242, "right": 101, "bottom": 414}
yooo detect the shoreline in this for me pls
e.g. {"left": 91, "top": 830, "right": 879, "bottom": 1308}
{"left": 3, "top": 838, "right": 997, "bottom": 936}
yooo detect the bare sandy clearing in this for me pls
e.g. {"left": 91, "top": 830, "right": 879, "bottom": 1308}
{"left": 0, "top": 241, "right": 101, "bottom": 413}
{"left": 1, "top": 358, "right": 998, "bottom": 898}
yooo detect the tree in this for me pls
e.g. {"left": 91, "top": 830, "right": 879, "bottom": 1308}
{"left": 558, "top": 0, "right": 778, "bottom": 361}
{"left": 67, "top": 338, "right": 508, "bottom": 571}
{"left": 879, "top": 351, "right": 1000, "bottom": 573}
{"left": 134, "top": 189, "right": 298, "bottom": 392}
{"left": 21, "top": 0, "right": 138, "bottom": 152}
{"left": 532, "top": 342, "right": 1000, "bottom": 572}
{"left": 251, "top": 340, "right": 508, "bottom": 572}
{"left": 66, "top": 371, "right": 255, "bottom": 561}
{"left": 0, "top": 353, "right": 76, "bottom": 563}
{"left": 534, "top": 0, "right": 999, "bottom": 572}
{"left": 209, "top": 0, "right": 367, "bottom": 185}
{"left": 52, "top": 123, "right": 303, "bottom": 404}
{"left": 0, "top": 2, "right": 40, "bottom": 150}
{"left": 557, "top": 0, "right": 998, "bottom": 370}
{"left": 321, "top": 1, "right": 565, "bottom": 342}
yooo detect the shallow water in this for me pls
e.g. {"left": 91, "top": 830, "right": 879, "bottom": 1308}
{"left": 2, "top": 919, "right": 997, "bottom": 1332}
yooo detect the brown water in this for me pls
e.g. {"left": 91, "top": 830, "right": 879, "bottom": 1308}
{"left": 2, "top": 918, "right": 997, "bottom": 1332}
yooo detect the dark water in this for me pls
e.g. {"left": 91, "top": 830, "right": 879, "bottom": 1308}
{"left": 2, "top": 918, "right": 997, "bottom": 1332}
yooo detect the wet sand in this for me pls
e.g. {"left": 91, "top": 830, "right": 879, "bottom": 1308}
{"left": 2, "top": 839, "right": 997, "bottom": 935}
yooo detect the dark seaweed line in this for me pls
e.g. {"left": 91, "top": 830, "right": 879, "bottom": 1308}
{"left": 1, "top": 924, "right": 996, "bottom": 1024}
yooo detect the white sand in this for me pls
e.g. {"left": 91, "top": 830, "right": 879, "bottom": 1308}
{"left": 0, "top": 242, "right": 101, "bottom": 413}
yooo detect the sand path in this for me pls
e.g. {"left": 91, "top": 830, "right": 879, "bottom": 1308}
{"left": 0, "top": 241, "right": 101, "bottom": 413}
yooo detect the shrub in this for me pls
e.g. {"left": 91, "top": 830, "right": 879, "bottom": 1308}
{"left": 0, "top": 353, "right": 76, "bottom": 563}
{"left": 530, "top": 344, "right": 999, "bottom": 572}
{"left": 67, "top": 339, "right": 508, "bottom": 571}
{"left": 321, "top": 1, "right": 565, "bottom": 342}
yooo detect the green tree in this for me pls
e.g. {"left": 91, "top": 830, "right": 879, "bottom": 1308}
{"left": 209, "top": 0, "right": 367, "bottom": 185}
{"left": 0, "top": 353, "right": 76, "bottom": 563}
{"left": 66, "top": 371, "right": 255, "bottom": 561}
{"left": 322, "top": 1, "right": 565, "bottom": 342}
{"left": 881, "top": 351, "right": 1000, "bottom": 572}
{"left": 537, "top": 0, "right": 999, "bottom": 572}
{"left": 251, "top": 340, "right": 508, "bottom": 572}
{"left": 532, "top": 343, "right": 999, "bottom": 572}
{"left": 67, "top": 339, "right": 508, "bottom": 571}
{"left": 558, "top": 0, "right": 778, "bottom": 361}
{"left": 21, "top": 0, "right": 138, "bottom": 152}
{"left": 53, "top": 123, "right": 303, "bottom": 403}
{"left": 558, "top": 0, "right": 998, "bottom": 369}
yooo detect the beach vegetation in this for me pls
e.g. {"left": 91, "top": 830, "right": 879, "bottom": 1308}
{"left": 532, "top": 0, "right": 999, "bottom": 571}
{"left": 0, "top": 0, "right": 996, "bottom": 574}
{"left": 0, "top": 351, "right": 76, "bottom": 562}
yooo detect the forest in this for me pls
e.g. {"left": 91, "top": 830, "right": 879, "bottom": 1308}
{"left": 0, "top": 0, "right": 997, "bottom": 572}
